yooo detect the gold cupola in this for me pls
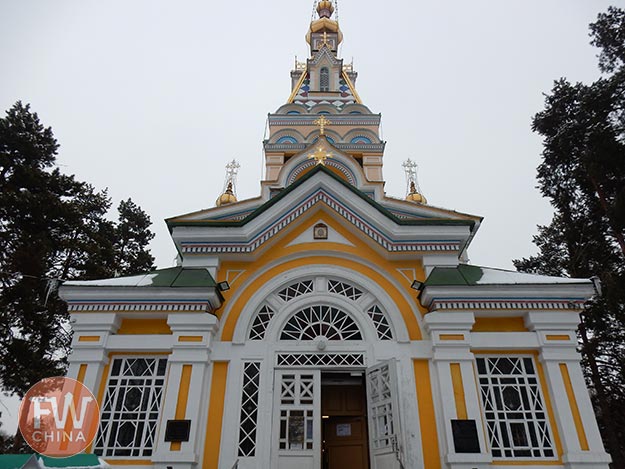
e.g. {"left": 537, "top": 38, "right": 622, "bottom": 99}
{"left": 216, "top": 181, "right": 237, "bottom": 207}
{"left": 306, "top": 0, "right": 343, "bottom": 52}
{"left": 215, "top": 160, "right": 240, "bottom": 207}
{"left": 406, "top": 181, "right": 427, "bottom": 204}
{"left": 403, "top": 159, "right": 427, "bottom": 205}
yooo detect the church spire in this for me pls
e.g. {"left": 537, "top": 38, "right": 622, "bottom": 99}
{"left": 306, "top": 0, "right": 343, "bottom": 54}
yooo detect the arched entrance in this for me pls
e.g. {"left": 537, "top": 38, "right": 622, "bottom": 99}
{"left": 227, "top": 270, "right": 411, "bottom": 469}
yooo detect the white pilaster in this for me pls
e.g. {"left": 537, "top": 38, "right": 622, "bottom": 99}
{"left": 527, "top": 312, "right": 611, "bottom": 469}
{"left": 152, "top": 313, "right": 219, "bottom": 469}
{"left": 424, "top": 311, "right": 492, "bottom": 469}
{"left": 67, "top": 313, "right": 120, "bottom": 395}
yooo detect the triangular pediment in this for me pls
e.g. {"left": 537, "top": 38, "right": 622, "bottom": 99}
{"left": 169, "top": 166, "right": 478, "bottom": 260}
{"left": 309, "top": 45, "right": 342, "bottom": 67}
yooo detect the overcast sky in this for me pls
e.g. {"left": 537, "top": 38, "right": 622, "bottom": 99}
{"left": 0, "top": 0, "right": 617, "bottom": 433}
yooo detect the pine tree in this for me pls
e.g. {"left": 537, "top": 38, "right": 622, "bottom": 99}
{"left": 515, "top": 7, "right": 625, "bottom": 466}
{"left": 0, "top": 102, "right": 155, "bottom": 400}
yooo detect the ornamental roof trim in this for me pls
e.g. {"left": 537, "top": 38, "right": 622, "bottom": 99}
{"left": 167, "top": 165, "right": 480, "bottom": 228}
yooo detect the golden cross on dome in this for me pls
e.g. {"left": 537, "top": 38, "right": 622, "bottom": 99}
{"left": 308, "top": 146, "right": 332, "bottom": 165}
{"left": 313, "top": 115, "right": 331, "bottom": 135}
{"left": 321, "top": 31, "right": 330, "bottom": 47}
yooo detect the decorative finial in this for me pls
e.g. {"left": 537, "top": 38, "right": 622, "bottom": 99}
{"left": 308, "top": 146, "right": 332, "bottom": 165}
{"left": 316, "top": 0, "right": 335, "bottom": 19}
{"left": 402, "top": 159, "right": 427, "bottom": 204}
{"left": 314, "top": 115, "right": 331, "bottom": 135}
{"left": 216, "top": 159, "right": 240, "bottom": 206}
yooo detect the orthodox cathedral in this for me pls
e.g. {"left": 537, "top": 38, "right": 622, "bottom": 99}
{"left": 59, "top": 2, "right": 611, "bottom": 468}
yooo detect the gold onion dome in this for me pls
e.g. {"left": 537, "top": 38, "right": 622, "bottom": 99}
{"left": 406, "top": 181, "right": 427, "bottom": 204}
{"left": 317, "top": 1, "right": 334, "bottom": 17}
{"left": 306, "top": 1, "right": 343, "bottom": 45}
{"left": 216, "top": 182, "right": 237, "bottom": 207}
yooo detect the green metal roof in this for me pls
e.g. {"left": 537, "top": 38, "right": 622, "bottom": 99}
{"left": 0, "top": 454, "right": 103, "bottom": 468}
{"left": 425, "top": 264, "right": 590, "bottom": 287}
{"left": 63, "top": 266, "right": 217, "bottom": 288}
{"left": 147, "top": 266, "right": 217, "bottom": 287}
{"left": 0, "top": 455, "right": 30, "bottom": 469}
{"left": 39, "top": 454, "right": 103, "bottom": 468}
{"left": 167, "top": 165, "right": 480, "bottom": 230}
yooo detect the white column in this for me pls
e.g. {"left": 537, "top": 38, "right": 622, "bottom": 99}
{"left": 67, "top": 313, "right": 120, "bottom": 396}
{"left": 424, "top": 311, "right": 492, "bottom": 469}
{"left": 527, "top": 312, "right": 611, "bottom": 469}
{"left": 152, "top": 313, "right": 219, "bottom": 469}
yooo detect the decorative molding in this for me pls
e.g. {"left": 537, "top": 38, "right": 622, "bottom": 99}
{"left": 268, "top": 116, "right": 381, "bottom": 126}
{"left": 430, "top": 298, "right": 586, "bottom": 311}
{"left": 226, "top": 270, "right": 246, "bottom": 286}
{"left": 396, "top": 268, "right": 417, "bottom": 284}
{"left": 180, "top": 189, "right": 462, "bottom": 255}
{"left": 286, "top": 158, "right": 357, "bottom": 186}
{"left": 276, "top": 352, "right": 365, "bottom": 367}
{"left": 67, "top": 300, "right": 211, "bottom": 313}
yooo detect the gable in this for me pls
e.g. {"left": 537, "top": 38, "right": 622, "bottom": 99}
{"left": 169, "top": 167, "right": 476, "bottom": 259}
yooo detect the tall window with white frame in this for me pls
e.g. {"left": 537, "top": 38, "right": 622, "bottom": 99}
{"left": 320, "top": 67, "right": 330, "bottom": 92}
{"left": 476, "top": 356, "right": 555, "bottom": 460}
{"left": 94, "top": 357, "right": 167, "bottom": 458}
{"left": 238, "top": 362, "right": 261, "bottom": 457}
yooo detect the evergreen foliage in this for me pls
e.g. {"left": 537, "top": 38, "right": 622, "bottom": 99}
{"left": 0, "top": 102, "right": 155, "bottom": 399}
{"left": 514, "top": 7, "right": 625, "bottom": 466}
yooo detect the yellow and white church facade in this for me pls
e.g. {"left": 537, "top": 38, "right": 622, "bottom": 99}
{"left": 59, "top": 3, "right": 611, "bottom": 468}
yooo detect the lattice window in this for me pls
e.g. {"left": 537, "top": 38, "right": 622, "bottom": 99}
{"left": 476, "top": 356, "right": 555, "bottom": 459}
{"left": 328, "top": 279, "right": 363, "bottom": 301}
{"left": 279, "top": 374, "right": 315, "bottom": 450}
{"left": 280, "top": 305, "right": 362, "bottom": 341}
{"left": 320, "top": 67, "right": 329, "bottom": 92}
{"left": 277, "top": 280, "right": 314, "bottom": 302}
{"left": 238, "top": 362, "right": 261, "bottom": 457}
{"left": 277, "top": 352, "right": 365, "bottom": 367}
{"left": 249, "top": 304, "right": 275, "bottom": 340}
{"left": 94, "top": 357, "right": 167, "bottom": 457}
{"left": 367, "top": 304, "right": 393, "bottom": 340}
{"left": 368, "top": 364, "right": 394, "bottom": 449}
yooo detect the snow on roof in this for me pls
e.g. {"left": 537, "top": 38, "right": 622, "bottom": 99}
{"left": 425, "top": 264, "right": 590, "bottom": 287}
{"left": 62, "top": 267, "right": 217, "bottom": 288}
{"left": 474, "top": 267, "right": 589, "bottom": 285}
{"left": 64, "top": 273, "right": 157, "bottom": 287}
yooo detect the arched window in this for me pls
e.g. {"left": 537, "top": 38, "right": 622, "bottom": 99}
{"left": 280, "top": 306, "right": 362, "bottom": 341}
{"left": 276, "top": 136, "right": 298, "bottom": 144}
{"left": 320, "top": 67, "right": 330, "bottom": 92}
{"left": 350, "top": 136, "right": 372, "bottom": 144}
{"left": 246, "top": 277, "right": 395, "bottom": 341}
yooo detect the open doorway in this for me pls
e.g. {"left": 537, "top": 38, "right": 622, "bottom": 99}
{"left": 321, "top": 371, "right": 370, "bottom": 469}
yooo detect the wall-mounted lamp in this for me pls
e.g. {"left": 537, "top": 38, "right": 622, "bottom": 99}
{"left": 410, "top": 280, "right": 423, "bottom": 290}
{"left": 218, "top": 281, "right": 230, "bottom": 291}
{"left": 590, "top": 276, "right": 602, "bottom": 297}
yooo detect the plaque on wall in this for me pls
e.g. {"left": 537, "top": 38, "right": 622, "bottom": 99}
{"left": 313, "top": 223, "right": 328, "bottom": 240}
{"left": 451, "top": 419, "right": 480, "bottom": 453}
{"left": 164, "top": 419, "right": 191, "bottom": 442}
{"left": 336, "top": 423, "right": 351, "bottom": 437}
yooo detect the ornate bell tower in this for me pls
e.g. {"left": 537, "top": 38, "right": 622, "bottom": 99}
{"left": 264, "top": 0, "right": 385, "bottom": 186}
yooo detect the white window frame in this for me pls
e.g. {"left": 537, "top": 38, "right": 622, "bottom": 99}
{"left": 476, "top": 355, "right": 556, "bottom": 460}
{"left": 93, "top": 356, "right": 167, "bottom": 458}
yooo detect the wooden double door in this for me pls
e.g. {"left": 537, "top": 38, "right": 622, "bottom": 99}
{"left": 272, "top": 362, "right": 404, "bottom": 469}
{"left": 321, "top": 375, "right": 369, "bottom": 469}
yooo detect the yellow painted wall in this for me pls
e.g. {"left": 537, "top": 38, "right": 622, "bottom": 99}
{"left": 216, "top": 210, "right": 428, "bottom": 341}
